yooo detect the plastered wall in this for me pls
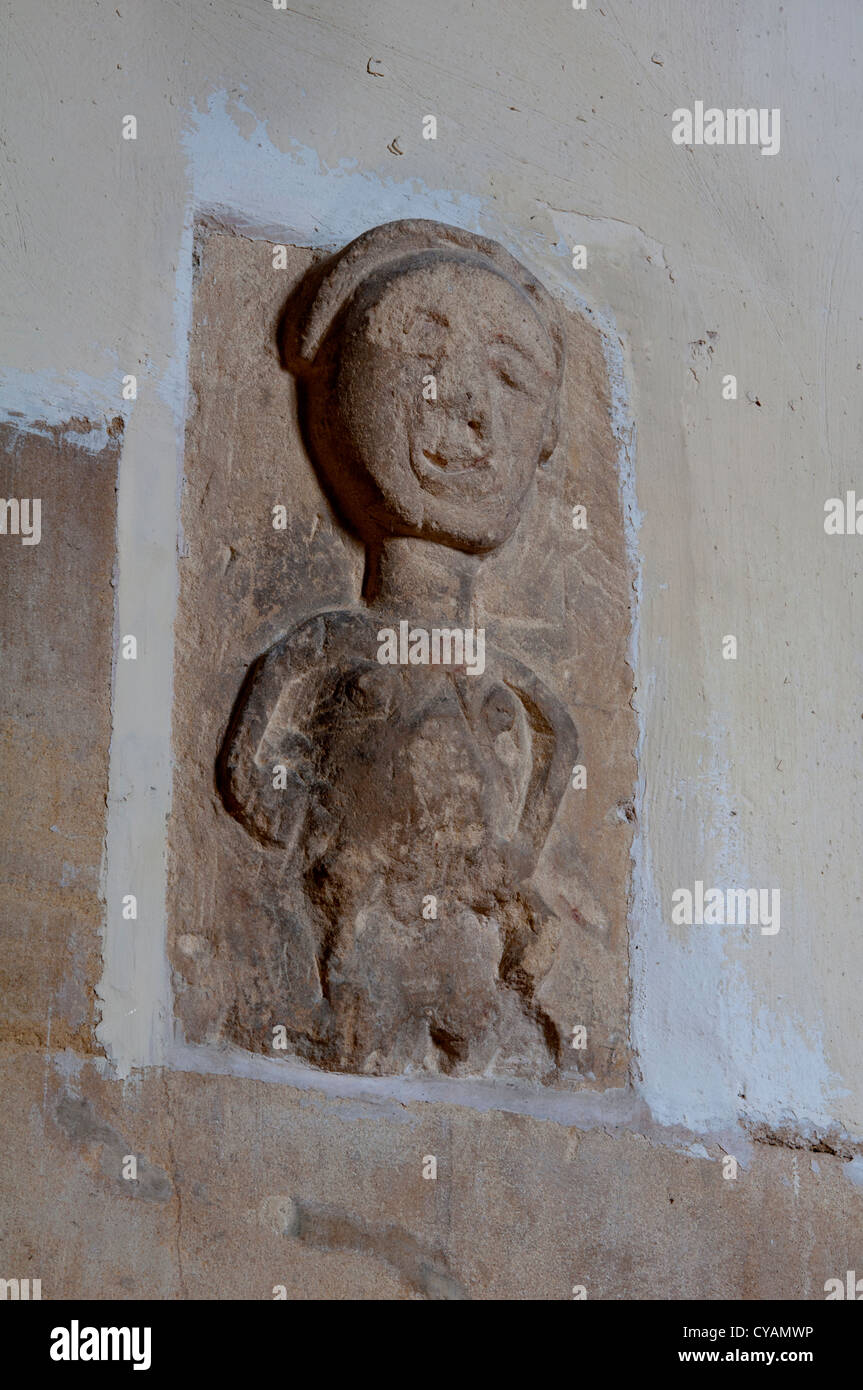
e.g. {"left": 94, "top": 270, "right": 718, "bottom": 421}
{"left": 3, "top": 0, "right": 863, "bottom": 1299}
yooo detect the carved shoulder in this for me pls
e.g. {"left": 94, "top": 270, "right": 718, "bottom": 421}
{"left": 217, "top": 608, "right": 370, "bottom": 846}
{"left": 489, "top": 644, "right": 578, "bottom": 869}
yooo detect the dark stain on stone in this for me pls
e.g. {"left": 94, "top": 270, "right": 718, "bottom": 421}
{"left": 55, "top": 1093, "right": 173, "bottom": 1202}
{"left": 286, "top": 1196, "right": 468, "bottom": 1300}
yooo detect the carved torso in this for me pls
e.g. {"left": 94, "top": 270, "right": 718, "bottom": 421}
{"left": 220, "top": 609, "right": 576, "bottom": 1072}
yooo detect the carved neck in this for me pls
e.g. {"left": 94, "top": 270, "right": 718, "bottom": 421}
{"left": 364, "top": 536, "right": 480, "bottom": 624}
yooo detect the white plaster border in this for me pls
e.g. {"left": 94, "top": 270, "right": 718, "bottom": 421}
{"left": 94, "top": 93, "right": 645, "bottom": 1126}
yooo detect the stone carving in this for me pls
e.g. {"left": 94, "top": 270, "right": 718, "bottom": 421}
{"left": 218, "top": 220, "right": 579, "bottom": 1076}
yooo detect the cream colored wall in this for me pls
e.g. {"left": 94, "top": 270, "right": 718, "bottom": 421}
{"left": 3, "top": 0, "right": 862, "bottom": 1141}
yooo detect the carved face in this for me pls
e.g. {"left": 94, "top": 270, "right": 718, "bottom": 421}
{"left": 310, "top": 254, "right": 560, "bottom": 552}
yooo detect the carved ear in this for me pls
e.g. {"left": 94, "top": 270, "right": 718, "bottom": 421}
{"left": 539, "top": 405, "right": 560, "bottom": 465}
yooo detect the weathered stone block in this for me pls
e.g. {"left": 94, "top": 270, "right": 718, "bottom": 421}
{"left": 168, "top": 224, "right": 635, "bottom": 1087}
{"left": 0, "top": 422, "right": 119, "bottom": 1051}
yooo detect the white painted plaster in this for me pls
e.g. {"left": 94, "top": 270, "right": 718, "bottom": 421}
{"left": 2, "top": 0, "right": 862, "bottom": 1139}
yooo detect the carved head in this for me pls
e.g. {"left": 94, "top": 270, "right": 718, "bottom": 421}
{"left": 289, "top": 220, "right": 564, "bottom": 554}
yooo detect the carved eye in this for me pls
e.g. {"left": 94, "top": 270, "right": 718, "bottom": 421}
{"left": 482, "top": 686, "right": 518, "bottom": 735}
{"left": 340, "top": 667, "right": 395, "bottom": 717}
{"left": 419, "top": 308, "right": 450, "bottom": 329}
{"left": 491, "top": 361, "right": 527, "bottom": 393}
{"left": 411, "top": 310, "right": 450, "bottom": 359}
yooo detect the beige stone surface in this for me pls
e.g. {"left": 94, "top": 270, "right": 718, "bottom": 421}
{"left": 3, "top": 1054, "right": 862, "bottom": 1300}
{"left": 167, "top": 228, "right": 635, "bottom": 1087}
{"left": 0, "top": 422, "right": 119, "bottom": 1052}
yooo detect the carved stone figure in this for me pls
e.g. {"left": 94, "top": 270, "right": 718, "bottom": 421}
{"left": 218, "top": 220, "right": 578, "bottom": 1076}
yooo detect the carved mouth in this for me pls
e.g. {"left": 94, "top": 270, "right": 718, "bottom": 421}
{"left": 412, "top": 446, "right": 495, "bottom": 494}
{"left": 422, "top": 448, "right": 491, "bottom": 473}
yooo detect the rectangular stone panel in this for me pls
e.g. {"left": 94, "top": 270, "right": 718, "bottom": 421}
{"left": 168, "top": 227, "right": 635, "bottom": 1089}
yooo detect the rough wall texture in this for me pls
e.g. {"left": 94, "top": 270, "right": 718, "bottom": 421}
{"left": 4, "top": 1055, "right": 863, "bottom": 1300}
